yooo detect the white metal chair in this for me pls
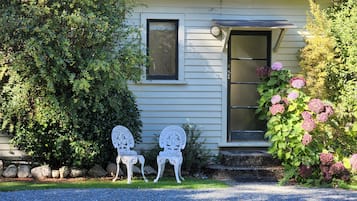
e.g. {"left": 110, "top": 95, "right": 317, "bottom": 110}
{"left": 111, "top": 125, "right": 148, "bottom": 184}
{"left": 154, "top": 125, "right": 186, "bottom": 183}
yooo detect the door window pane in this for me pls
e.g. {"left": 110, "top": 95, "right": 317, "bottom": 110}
{"left": 230, "top": 35, "right": 267, "bottom": 59}
{"left": 147, "top": 20, "right": 178, "bottom": 80}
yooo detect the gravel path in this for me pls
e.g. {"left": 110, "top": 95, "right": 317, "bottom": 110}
{"left": 0, "top": 182, "right": 356, "bottom": 201}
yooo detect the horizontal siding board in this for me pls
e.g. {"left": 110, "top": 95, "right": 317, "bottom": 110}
{"left": 185, "top": 46, "right": 222, "bottom": 53}
{"left": 0, "top": 150, "right": 29, "bottom": 159}
{"left": 134, "top": 91, "right": 221, "bottom": 98}
{"left": 138, "top": 105, "right": 221, "bottom": 112}
{"left": 185, "top": 72, "right": 222, "bottom": 79}
{"left": 184, "top": 52, "right": 223, "bottom": 59}
{"left": 184, "top": 59, "right": 223, "bottom": 66}
{"left": 185, "top": 66, "right": 223, "bottom": 73}
{"left": 184, "top": 79, "right": 222, "bottom": 85}
{"left": 136, "top": 98, "right": 221, "bottom": 105}
{"left": 130, "top": 85, "right": 221, "bottom": 92}
{"left": 141, "top": 117, "right": 221, "bottom": 124}
{"left": 141, "top": 111, "right": 222, "bottom": 118}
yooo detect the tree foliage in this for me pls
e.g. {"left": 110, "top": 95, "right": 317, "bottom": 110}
{"left": 299, "top": 0, "right": 356, "bottom": 156}
{"left": 299, "top": 0, "right": 335, "bottom": 100}
{"left": 0, "top": 0, "right": 145, "bottom": 168}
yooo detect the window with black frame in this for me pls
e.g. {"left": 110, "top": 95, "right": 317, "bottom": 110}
{"left": 147, "top": 19, "right": 178, "bottom": 80}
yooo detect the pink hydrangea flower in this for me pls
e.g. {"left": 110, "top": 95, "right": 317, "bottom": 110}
{"left": 271, "top": 95, "right": 281, "bottom": 104}
{"left": 350, "top": 154, "right": 357, "bottom": 171}
{"left": 329, "top": 162, "right": 346, "bottom": 176}
{"left": 271, "top": 62, "right": 283, "bottom": 71}
{"left": 317, "top": 112, "right": 329, "bottom": 123}
{"left": 302, "top": 133, "right": 312, "bottom": 146}
{"left": 269, "top": 104, "right": 285, "bottom": 115}
{"left": 290, "top": 77, "right": 306, "bottom": 89}
{"left": 308, "top": 98, "right": 325, "bottom": 114}
{"left": 301, "top": 111, "right": 312, "bottom": 120}
{"left": 302, "top": 118, "right": 316, "bottom": 132}
{"left": 287, "top": 91, "right": 299, "bottom": 100}
{"left": 320, "top": 153, "right": 334, "bottom": 166}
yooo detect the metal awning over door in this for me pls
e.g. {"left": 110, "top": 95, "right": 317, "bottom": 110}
{"left": 211, "top": 19, "right": 296, "bottom": 52}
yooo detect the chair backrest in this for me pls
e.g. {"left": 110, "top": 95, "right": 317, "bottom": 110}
{"left": 111, "top": 125, "right": 136, "bottom": 155}
{"left": 159, "top": 125, "right": 186, "bottom": 155}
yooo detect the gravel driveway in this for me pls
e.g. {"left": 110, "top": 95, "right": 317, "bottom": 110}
{"left": 1, "top": 182, "right": 356, "bottom": 201}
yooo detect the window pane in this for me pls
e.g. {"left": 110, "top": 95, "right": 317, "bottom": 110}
{"left": 230, "top": 35, "right": 267, "bottom": 59}
{"left": 230, "top": 109, "right": 265, "bottom": 130}
{"left": 230, "top": 84, "right": 259, "bottom": 106}
{"left": 148, "top": 20, "right": 178, "bottom": 80}
{"left": 231, "top": 60, "right": 267, "bottom": 82}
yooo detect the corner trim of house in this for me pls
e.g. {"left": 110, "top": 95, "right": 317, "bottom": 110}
{"left": 218, "top": 141, "right": 271, "bottom": 148}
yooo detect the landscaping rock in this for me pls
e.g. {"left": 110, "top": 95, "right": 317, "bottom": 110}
{"left": 17, "top": 165, "right": 31, "bottom": 178}
{"left": 88, "top": 164, "right": 107, "bottom": 177}
{"left": 106, "top": 162, "right": 123, "bottom": 177}
{"left": 3, "top": 164, "right": 17, "bottom": 178}
{"left": 59, "top": 166, "right": 70, "bottom": 178}
{"left": 144, "top": 166, "right": 157, "bottom": 175}
{"left": 0, "top": 160, "right": 3, "bottom": 177}
{"left": 52, "top": 170, "right": 60, "bottom": 178}
{"left": 70, "top": 168, "right": 87, "bottom": 178}
{"left": 31, "top": 165, "right": 51, "bottom": 180}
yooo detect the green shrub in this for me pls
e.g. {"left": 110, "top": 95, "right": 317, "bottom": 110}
{"left": 300, "top": 0, "right": 356, "bottom": 159}
{"left": 258, "top": 62, "right": 353, "bottom": 185}
{"left": 0, "top": 0, "right": 145, "bottom": 168}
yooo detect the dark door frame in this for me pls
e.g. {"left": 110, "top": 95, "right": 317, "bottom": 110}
{"left": 227, "top": 30, "right": 272, "bottom": 142}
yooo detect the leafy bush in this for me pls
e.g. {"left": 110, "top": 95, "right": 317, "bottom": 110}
{"left": 182, "top": 123, "right": 211, "bottom": 173}
{"left": 0, "top": 0, "right": 145, "bottom": 168}
{"left": 300, "top": 0, "right": 356, "bottom": 157}
{"left": 257, "top": 62, "right": 352, "bottom": 185}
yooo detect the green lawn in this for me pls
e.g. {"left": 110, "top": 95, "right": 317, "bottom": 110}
{"left": 0, "top": 177, "right": 229, "bottom": 192}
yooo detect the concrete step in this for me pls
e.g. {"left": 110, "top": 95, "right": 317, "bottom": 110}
{"left": 203, "top": 150, "right": 284, "bottom": 182}
{"left": 219, "top": 150, "right": 281, "bottom": 167}
{"left": 204, "top": 164, "right": 284, "bottom": 182}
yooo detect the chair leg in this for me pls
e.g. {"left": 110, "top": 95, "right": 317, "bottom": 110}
{"left": 179, "top": 163, "right": 184, "bottom": 181}
{"left": 138, "top": 155, "right": 148, "bottom": 182}
{"left": 112, "top": 156, "right": 121, "bottom": 182}
{"left": 174, "top": 163, "right": 181, "bottom": 184}
{"left": 154, "top": 157, "right": 164, "bottom": 183}
{"left": 126, "top": 163, "right": 133, "bottom": 184}
{"left": 160, "top": 162, "right": 166, "bottom": 178}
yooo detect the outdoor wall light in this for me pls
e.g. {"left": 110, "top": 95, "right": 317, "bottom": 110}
{"left": 210, "top": 25, "right": 221, "bottom": 37}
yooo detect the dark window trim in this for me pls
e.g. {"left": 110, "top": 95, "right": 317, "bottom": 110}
{"left": 146, "top": 19, "right": 179, "bottom": 80}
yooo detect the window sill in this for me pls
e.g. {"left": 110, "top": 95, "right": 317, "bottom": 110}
{"left": 137, "top": 80, "right": 187, "bottom": 85}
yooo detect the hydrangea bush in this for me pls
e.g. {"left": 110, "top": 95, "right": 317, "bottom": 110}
{"left": 257, "top": 62, "right": 355, "bottom": 185}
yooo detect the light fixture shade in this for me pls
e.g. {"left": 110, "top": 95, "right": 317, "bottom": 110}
{"left": 210, "top": 25, "right": 221, "bottom": 37}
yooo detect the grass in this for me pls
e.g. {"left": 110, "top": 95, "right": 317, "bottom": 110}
{"left": 0, "top": 177, "right": 229, "bottom": 192}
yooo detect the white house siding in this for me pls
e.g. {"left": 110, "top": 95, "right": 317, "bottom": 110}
{"left": 128, "top": 0, "right": 330, "bottom": 154}
{"left": 0, "top": 133, "right": 28, "bottom": 161}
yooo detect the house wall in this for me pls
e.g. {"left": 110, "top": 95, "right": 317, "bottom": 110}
{"left": 128, "top": 0, "right": 330, "bottom": 154}
{"left": 0, "top": 133, "right": 28, "bottom": 161}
